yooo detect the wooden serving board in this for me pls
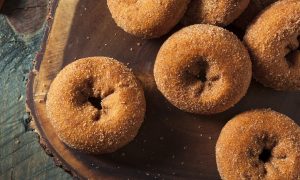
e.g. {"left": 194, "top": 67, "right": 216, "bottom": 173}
{"left": 26, "top": 0, "right": 300, "bottom": 179}
{"left": 0, "top": 0, "right": 4, "bottom": 9}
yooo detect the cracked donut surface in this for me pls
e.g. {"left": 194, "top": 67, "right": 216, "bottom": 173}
{"left": 244, "top": 0, "right": 300, "bottom": 91}
{"left": 154, "top": 24, "right": 252, "bottom": 114}
{"left": 107, "top": 0, "right": 190, "bottom": 38}
{"left": 216, "top": 109, "right": 300, "bottom": 180}
{"left": 46, "top": 57, "right": 146, "bottom": 154}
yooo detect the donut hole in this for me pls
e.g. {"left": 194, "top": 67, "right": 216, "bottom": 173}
{"left": 259, "top": 148, "right": 272, "bottom": 163}
{"left": 186, "top": 60, "right": 208, "bottom": 83}
{"left": 88, "top": 96, "right": 102, "bottom": 110}
{"left": 75, "top": 79, "right": 94, "bottom": 105}
{"left": 77, "top": 79, "right": 103, "bottom": 110}
{"left": 87, "top": 88, "right": 115, "bottom": 111}
{"left": 285, "top": 50, "right": 299, "bottom": 67}
{"left": 197, "top": 65, "right": 207, "bottom": 82}
{"left": 285, "top": 35, "right": 300, "bottom": 67}
{"left": 184, "top": 59, "right": 223, "bottom": 97}
{"left": 256, "top": 133, "right": 278, "bottom": 164}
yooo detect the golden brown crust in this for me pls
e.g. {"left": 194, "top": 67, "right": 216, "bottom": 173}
{"left": 46, "top": 57, "right": 146, "bottom": 154}
{"left": 216, "top": 109, "right": 300, "bottom": 180}
{"left": 244, "top": 0, "right": 300, "bottom": 91}
{"left": 182, "top": 0, "right": 250, "bottom": 26}
{"left": 107, "top": 0, "right": 190, "bottom": 39}
{"left": 233, "top": 0, "right": 278, "bottom": 30}
{"left": 154, "top": 24, "right": 252, "bottom": 114}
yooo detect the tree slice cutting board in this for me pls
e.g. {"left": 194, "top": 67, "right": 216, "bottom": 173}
{"left": 26, "top": 0, "right": 300, "bottom": 179}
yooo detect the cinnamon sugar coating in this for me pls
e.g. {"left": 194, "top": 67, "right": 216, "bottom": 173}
{"left": 244, "top": 0, "right": 300, "bottom": 91}
{"left": 182, "top": 0, "right": 250, "bottom": 26}
{"left": 46, "top": 57, "right": 146, "bottom": 154}
{"left": 107, "top": 0, "right": 190, "bottom": 39}
{"left": 154, "top": 24, "right": 252, "bottom": 114}
{"left": 216, "top": 109, "right": 300, "bottom": 180}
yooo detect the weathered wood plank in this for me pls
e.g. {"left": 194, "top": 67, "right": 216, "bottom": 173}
{"left": 0, "top": 0, "right": 71, "bottom": 179}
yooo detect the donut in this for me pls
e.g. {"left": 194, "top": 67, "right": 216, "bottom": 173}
{"left": 46, "top": 57, "right": 146, "bottom": 154}
{"left": 216, "top": 109, "right": 300, "bottom": 179}
{"left": 244, "top": 0, "right": 300, "bottom": 91}
{"left": 233, "top": 0, "right": 278, "bottom": 30}
{"left": 181, "top": 0, "right": 250, "bottom": 26}
{"left": 154, "top": 24, "right": 252, "bottom": 114}
{"left": 107, "top": 0, "right": 190, "bottom": 39}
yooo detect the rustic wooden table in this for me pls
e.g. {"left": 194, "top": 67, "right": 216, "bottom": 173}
{"left": 0, "top": 0, "right": 71, "bottom": 179}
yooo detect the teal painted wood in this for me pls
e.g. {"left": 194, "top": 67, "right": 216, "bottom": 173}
{"left": 0, "top": 2, "right": 71, "bottom": 180}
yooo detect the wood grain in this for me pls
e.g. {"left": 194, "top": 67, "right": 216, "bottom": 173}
{"left": 27, "top": 0, "right": 300, "bottom": 179}
{"left": 0, "top": 0, "right": 71, "bottom": 179}
{"left": 1, "top": 0, "right": 48, "bottom": 35}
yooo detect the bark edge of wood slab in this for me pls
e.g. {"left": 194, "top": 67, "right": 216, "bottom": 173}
{"left": 25, "top": 0, "right": 78, "bottom": 178}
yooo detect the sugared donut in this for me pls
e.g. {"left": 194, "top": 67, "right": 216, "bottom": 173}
{"left": 233, "top": 0, "right": 277, "bottom": 30}
{"left": 182, "top": 0, "right": 250, "bottom": 26}
{"left": 216, "top": 109, "right": 300, "bottom": 180}
{"left": 244, "top": 0, "right": 300, "bottom": 91}
{"left": 46, "top": 57, "right": 146, "bottom": 154}
{"left": 154, "top": 24, "right": 252, "bottom": 114}
{"left": 107, "top": 0, "right": 190, "bottom": 39}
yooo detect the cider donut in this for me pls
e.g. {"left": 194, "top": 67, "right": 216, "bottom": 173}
{"left": 244, "top": 0, "right": 300, "bottom": 90}
{"left": 182, "top": 0, "right": 250, "bottom": 26}
{"left": 46, "top": 57, "right": 146, "bottom": 154}
{"left": 154, "top": 24, "right": 252, "bottom": 114}
{"left": 216, "top": 109, "right": 300, "bottom": 180}
{"left": 107, "top": 0, "right": 190, "bottom": 39}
